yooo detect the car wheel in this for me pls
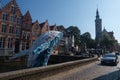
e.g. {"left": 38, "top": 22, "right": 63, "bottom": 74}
{"left": 114, "top": 62, "right": 117, "bottom": 66}
{"left": 101, "top": 62, "right": 104, "bottom": 65}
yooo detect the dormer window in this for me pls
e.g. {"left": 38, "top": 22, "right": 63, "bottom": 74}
{"left": 11, "top": 6, "right": 16, "bottom": 14}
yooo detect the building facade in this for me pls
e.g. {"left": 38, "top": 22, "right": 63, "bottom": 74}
{"left": 39, "top": 20, "right": 49, "bottom": 34}
{"left": 0, "top": 0, "right": 22, "bottom": 56}
{"left": 0, "top": 0, "right": 57, "bottom": 57}
{"left": 21, "top": 11, "right": 32, "bottom": 51}
{"left": 31, "top": 20, "right": 41, "bottom": 46}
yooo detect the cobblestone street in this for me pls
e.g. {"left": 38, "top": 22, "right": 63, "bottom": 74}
{"left": 42, "top": 58, "right": 120, "bottom": 80}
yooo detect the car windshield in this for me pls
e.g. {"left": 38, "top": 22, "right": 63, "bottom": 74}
{"left": 103, "top": 54, "right": 116, "bottom": 57}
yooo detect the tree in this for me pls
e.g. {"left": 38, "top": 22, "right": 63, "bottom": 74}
{"left": 87, "top": 38, "right": 96, "bottom": 48}
{"left": 65, "top": 26, "right": 81, "bottom": 46}
{"left": 100, "top": 32, "right": 116, "bottom": 51}
{"left": 81, "top": 32, "right": 96, "bottom": 48}
{"left": 57, "top": 25, "right": 65, "bottom": 32}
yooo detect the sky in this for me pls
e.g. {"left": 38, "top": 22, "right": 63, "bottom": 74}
{"left": 1, "top": 0, "right": 120, "bottom": 42}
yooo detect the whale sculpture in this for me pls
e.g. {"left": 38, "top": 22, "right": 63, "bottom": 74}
{"left": 10, "top": 31, "right": 63, "bottom": 67}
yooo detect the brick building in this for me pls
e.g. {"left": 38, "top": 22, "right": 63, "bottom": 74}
{"left": 31, "top": 20, "right": 50, "bottom": 46}
{"left": 0, "top": 0, "right": 22, "bottom": 56}
{"left": 21, "top": 11, "right": 32, "bottom": 51}
{"left": 31, "top": 20, "right": 41, "bottom": 46}
{"left": 0, "top": 0, "right": 57, "bottom": 57}
{"left": 39, "top": 20, "right": 49, "bottom": 34}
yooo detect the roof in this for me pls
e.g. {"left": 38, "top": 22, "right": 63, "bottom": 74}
{"left": 103, "top": 27, "right": 107, "bottom": 33}
{"left": 0, "top": 0, "right": 22, "bottom": 15}
{"left": 50, "top": 25, "right": 56, "bottom": 30}
{"left": 23, "top": 10, "right": 32, "bottom": 21}
{"left": 32, "top": 20, "right": 39, "bottom": 25}
{"left": 39, "top": 22, "right": 46, "bottom": 28}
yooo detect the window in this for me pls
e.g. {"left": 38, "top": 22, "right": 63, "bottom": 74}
{"left": 17, "top": 17, "right": 21, "bottom": 25}
{"left": 22, "top": 42, "right": 26, "bottom": 50}
{"left": 32, "top": 32, "right": 36, "bottom": 37}
{"left": 10, "top": 15, "right": 15, "bottom": 22}
{"left": 27, "top": 24, "right": 31, "bottom": 29}
{"left": 35, "top": 24, "right": 39, "bottom": 30}
{"left": 32, "top": 40, "right": 35, "bottom": 44}
{"left": 8, "top": 38, "right": 13, "bottom": 48}
{"left": 26, "top": 42, "right": 29, "bottom": 49}
{"left": 16, "top": 27, "right": 21, "bottom": 36}
{"left": 11, "top": 6, "right": 16, "bottom": 14}
{"left": 2, "top": 13, "right": 8, "bottom": 21}
{"left": 9, "top": 26, "right": 14, "bottom": 34}
{"left": 27, "top": 33, "right": 30, "bottom": 40}
{"left": 0, "top": 37, "right": 5, "bottom": 48}
{"left": 46, "top": 25, "right": 49, "bottom": 31}
{"left": 22, "top": 31, "right": 26, "bottom": 39}
{"left": 2, "top": 24, "right": 7, "bottom": 33}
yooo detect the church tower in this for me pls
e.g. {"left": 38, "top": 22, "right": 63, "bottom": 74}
{"left": 95, "top": 8, "right": 102, "bottom": 43}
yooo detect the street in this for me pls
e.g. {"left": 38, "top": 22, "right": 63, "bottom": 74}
{"left": 42, "top": 56, "right": 120, "bottom": 80}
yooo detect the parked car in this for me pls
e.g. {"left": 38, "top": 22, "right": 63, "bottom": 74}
{"left": 101, "top": 53, "right": 119, "bottom": 65}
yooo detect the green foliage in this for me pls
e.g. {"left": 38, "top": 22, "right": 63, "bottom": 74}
{"left": 57, "top": 25, "right": 96, "bottom": 48}
{"left": 87, "top": 39, "right": 96, "bottom": 48}
{"left": 81, "top": 32, "right": 96, "bottom": 48}
{"left": 100, "top": 32, "right": 116, "bottom": 50}
{"left": 65, "top": 26, "right": 81, "bottom": 46}
{"left": 57, "top": 25, "right": 65, "bottom": 32}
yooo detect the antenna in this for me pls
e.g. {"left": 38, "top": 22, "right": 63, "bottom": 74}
{"left": 96, "top": 0, "right": 99, "bottom": 9}
{"left": 97, "top": 4, "right": 98, "bottom": 9}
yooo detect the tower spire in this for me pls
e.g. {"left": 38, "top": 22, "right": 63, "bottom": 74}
{"left": 95, "top": 8, "right": 102, "bottom": 44}
{"left": 96, "top": 8, "right": 99, "bottom": 18}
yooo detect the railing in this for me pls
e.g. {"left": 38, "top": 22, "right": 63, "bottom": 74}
{"left": 0, "top": 57, "right": 97, "bottom": 80}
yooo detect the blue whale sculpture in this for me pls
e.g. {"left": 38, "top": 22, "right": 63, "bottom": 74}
{"left": 11, "top": 31, "right": 63, "bottom": 67}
